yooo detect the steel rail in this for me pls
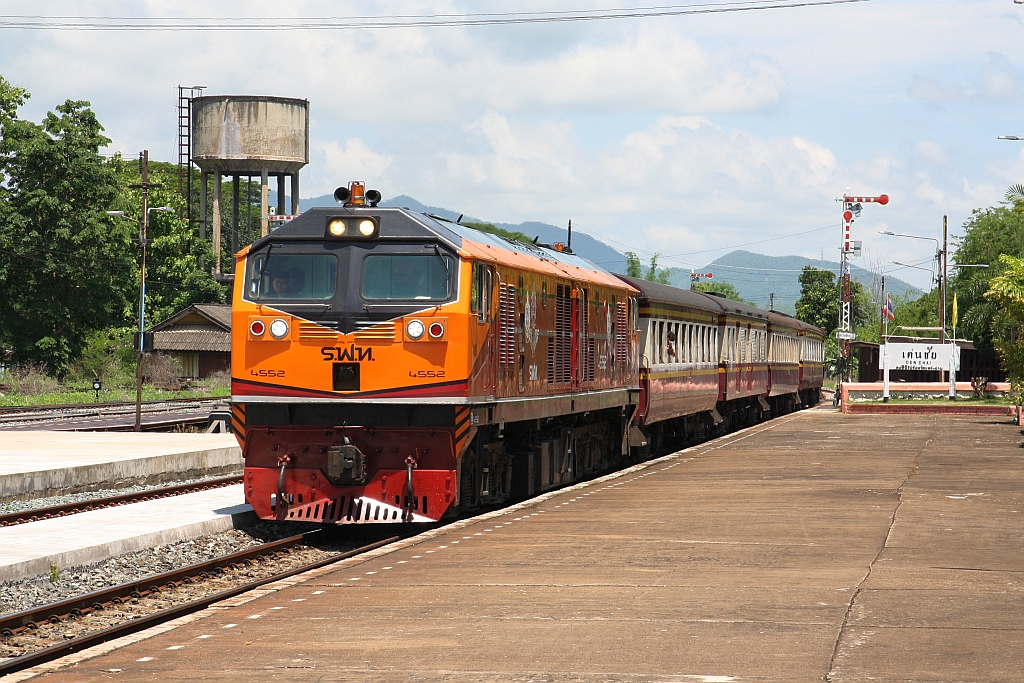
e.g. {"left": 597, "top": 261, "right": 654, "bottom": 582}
{"left": 0, "top": 535, "right": 399, "bottom": 675}
{"left": 0, "top": 475, "right": 243, "bottom": 527}
{"left": 0, "top": 396, "right": 225, "bottom": 419}
{"left": 61, "top": 414, "right": 213, "bottom": 432}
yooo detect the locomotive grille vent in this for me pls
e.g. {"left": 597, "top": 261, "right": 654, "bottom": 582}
{"left": 498, "top": 284, "right": 516, "bottom": 365}
{"left": 547, "top": 284, "right": 571, "bottom": 384}
{"left": 353, "top": 322, "right": 396, "bottom": 340}
{"left": 299, "top": 322, "right": 337, "bottom": 340}
{"left": 615, "top": 303, "right": 628, "bottom": 364}
{"left": 583, "top": 288, "right": 594, "bottom": 382}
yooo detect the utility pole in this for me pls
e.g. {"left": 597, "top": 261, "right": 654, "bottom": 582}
{"left": 130, "top": 151, "right": 161, "bottom": 432}
{"left": 108, "top": 152, "right": 173, "bottom": 431}
{"left": 939, "top": 215, "right": 947, "bottom": 344}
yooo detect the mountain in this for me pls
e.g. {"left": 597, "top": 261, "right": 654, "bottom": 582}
{"left": 665, "top": 250, "right": 922, "bottom": 315}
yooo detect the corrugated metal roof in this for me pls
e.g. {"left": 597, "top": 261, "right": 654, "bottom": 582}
{"left": 193, "top": 304, "right": 231, "bottom": 329}
{"left": 153, "top": 327, "right": 230, "bottom": 352}
{"left": 152, "top": 304, "right": 231, "bottom": 332}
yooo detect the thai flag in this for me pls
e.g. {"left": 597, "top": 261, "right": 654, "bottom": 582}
{"left": 883, "top": 293, "right": 895, "bottom": 321}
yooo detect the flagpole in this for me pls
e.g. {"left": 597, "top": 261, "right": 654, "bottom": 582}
{"left": 880, "top": 275, "right": 886, "bottom": 338}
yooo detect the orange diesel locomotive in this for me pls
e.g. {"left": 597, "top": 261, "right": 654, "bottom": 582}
{"left": 230, "top": 183, "right": 640, "bottom": 524}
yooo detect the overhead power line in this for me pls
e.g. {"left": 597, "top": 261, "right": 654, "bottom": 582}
{"left": 0, "top": 0, "right": 870, "bottom": 31}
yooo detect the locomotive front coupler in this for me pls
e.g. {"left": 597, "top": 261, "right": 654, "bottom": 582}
{"left": 402, "top": 450, "right": 419, "bottom": 523}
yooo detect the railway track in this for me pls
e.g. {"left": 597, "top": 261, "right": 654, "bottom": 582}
{"left": 0, "top": 397, "right": 226, "bottom": 432}
{"left": 0, "top": 476, "right": 243, "bottom": 528}
{"left": 0, "top": 533, "right": 400, "bottom": 675}
{"left": 0, "top": 396, "right": 225, "bottom": 417}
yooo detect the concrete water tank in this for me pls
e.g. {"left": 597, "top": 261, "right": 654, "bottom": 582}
{"left": 191, "top": 95, "right": 310, "bottom": 274}
{"left": 192, "top": 96, "right": 309, "bottom": 173}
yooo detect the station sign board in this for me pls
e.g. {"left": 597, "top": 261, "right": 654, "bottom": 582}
{"left": 836, "top": 331, "right": 856, "bottom": 340}
{"left": 879, "top": 342, "right": 960, "bottom": 371}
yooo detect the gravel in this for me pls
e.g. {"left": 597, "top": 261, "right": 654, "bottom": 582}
{"left": 0, "top": 521, "right": 315, "bottom": 616}
{"left": 0, "top": 474, "right": 240, "bottom": 515}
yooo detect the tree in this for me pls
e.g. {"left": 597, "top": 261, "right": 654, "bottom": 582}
{"left": 644, "top": 253, "right": 671, "bottom": 285}
{"left": 693, "top": 281, "right": 749, "bottom": 304}
{"left": 0, "top": 76, "right": 134, "bottom": 377}
{"left": 949, "top": 201, "right": 1024, "bottom": 351}
{"left": 984, "top": 253, "right": 1024, "bottom": 386}
{"left": 462, "top": 221, "right": 533, "bottom": 245}
{"left": 624, "top": 251, "right": 642, "bottom": 278}
{"left": 111, "top": 159, "right": 225, "bottom": 325}
{"left": 794, "top": 266, "right": 868, "bottom": 334}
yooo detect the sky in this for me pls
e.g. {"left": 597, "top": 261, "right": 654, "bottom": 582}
{"left": 2, "top": 0, "right": 1024, "bottom": 291}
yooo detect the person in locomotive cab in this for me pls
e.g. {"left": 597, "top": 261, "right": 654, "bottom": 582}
{"left": 268, "top": 267, "right": 305, "bottom": 297}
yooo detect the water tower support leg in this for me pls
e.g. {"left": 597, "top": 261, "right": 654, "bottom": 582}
{"left": 277, "top": 175, "right": 285, "bottom": 216}
{"left": 261, "top": 168, "right": 269, "bottom": 237}
{"left": 199, "top": 171, "right": 208, "bottom": 270}
{"left": 291, "top": 173, "right": 300, "bottom": 215}
{"left": 213, "top": 172, "right": 222, "bottom": 275}
{"left": 231, "top": 175, "right": 240, "bottom": 256}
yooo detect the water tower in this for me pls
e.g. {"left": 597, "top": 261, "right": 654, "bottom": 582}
{"left": 191, "top": 95, "right": 309, "bottom": 275}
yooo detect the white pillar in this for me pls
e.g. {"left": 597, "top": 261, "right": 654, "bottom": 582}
{"left": 948, "top": 344, "right": 957, "bottom": 400}
{"left": 882, "top": 344, "right": 890, "bottom": 402}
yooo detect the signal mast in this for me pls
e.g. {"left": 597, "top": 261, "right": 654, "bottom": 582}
{"left": 836, "top": 191, "right": 888, "bottom": 363}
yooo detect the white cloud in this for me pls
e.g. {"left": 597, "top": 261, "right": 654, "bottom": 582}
{"left": 312, "top": 139, "right": 393, "bottom": 195}
{"left": 907, "top": 76, "right": 965, "bottom": 108}
{"left": 976, "top": 52, "right": 1023, "bottom": 103}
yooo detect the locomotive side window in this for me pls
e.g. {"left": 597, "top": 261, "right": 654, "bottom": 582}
{"left": 362, "top": 254, "right": 453, "bottom": 301}
{"left": 249, "top": 252, "right": 338, "bottom": 300}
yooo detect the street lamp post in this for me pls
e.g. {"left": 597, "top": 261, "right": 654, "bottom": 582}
{"left": 106, "top": 150, "right": 174, "bottom": 431}
{"left": 880, "top": 227, "right": 946, "bottom": 341}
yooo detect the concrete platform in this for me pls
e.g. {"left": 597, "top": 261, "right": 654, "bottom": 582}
{"left": 0, "top": 432, "right": 242, "bottom": 502}
{"left": 13, "top": 411, "right": 1024, "bottom": 682}
{"left": 0, "top": 485, "right": 252, "bottom": 582}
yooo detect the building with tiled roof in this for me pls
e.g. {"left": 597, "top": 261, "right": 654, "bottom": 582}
{"left": 150, "top": 304, "right": 231, "bottom": 378}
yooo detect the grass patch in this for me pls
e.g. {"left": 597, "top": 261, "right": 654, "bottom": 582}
{"left": 0, "top": 382, "right": 229, "bottom": 407}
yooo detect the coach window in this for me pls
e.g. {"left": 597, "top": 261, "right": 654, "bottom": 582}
{"left": 658, "top": 321, "right": 666, "bottom": 364}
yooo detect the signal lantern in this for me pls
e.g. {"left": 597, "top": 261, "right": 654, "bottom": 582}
{"left": 428, "top": 322, "right": 445, "bottom": 339}
{"left": 250, "top": 320, "right": 266, "bottom": 337}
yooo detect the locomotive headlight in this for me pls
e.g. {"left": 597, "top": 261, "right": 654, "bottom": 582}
{"left": 406, "top": 319, "right": 425, "bottom": 340}
{"left": 269, "top": 318, "right": 290, "bottom": 339}
{"left": 358, "top": 219, "right": 376, "bottom": 236}
{"left": 327, "top": 218, "right": 346, "bottom": 236}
